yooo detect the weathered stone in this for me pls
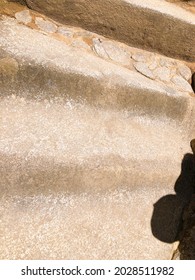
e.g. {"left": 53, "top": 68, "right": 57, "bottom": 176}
{"left": 21, "top": 0, "right": 195, "bottom": 61}
{"left": 57, "top": 26, "right": 73, "bottom": 38}
{"left": 177, "top": 63, "right": 192, "bottom": 81}
{"left": 148, "top": 59, "right": 158, "bottom": 70}
{"left": 133, "top": 61, "right": 155, "bottom": 79}
{"left": 92, "top": 38, "right": 109, "bottom": 59}
{"left": 101, "top": 41, "right": 131, "bottom": 65}
{"left": 153, "top": 66, "right": 172, "bottom": 82}
{"left": 170, "top": 67, "right": 177, "bottom": 76}
{"left": 75, "top": 30, "right": 94, "bottom": 37}
{"left": 15, "top": 10, "right": 32, "bottom": 24}
{"left": 132, "top": 53, "right": 148, "bottom": 62}
{"left": 35, "top": 17, "right": 57, "bottom": 33}
{"left": 160, "top": 57, "right": 176, "bottom": 68}
{"left": 92, "top": 38, "right": 131, "bottom": 65}
{"left": 0, "top": 56, "right": 19, "bottom": 78}
{"left": 172, "top": 75, "right": 193, "bottom": 92}
{"left": 71, "top": 39, "right": 90, "bottom": 50}
{"left": 1, "top": 17, "right": 190, "bottom": 119}
{"left": 1, "top": 3, "right": 195, "bottom": 261}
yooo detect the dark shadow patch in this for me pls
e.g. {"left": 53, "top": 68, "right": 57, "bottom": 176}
{"left": 191, "top": 72, "right": 195, "bottom": 94}
{"left": 151, "top": 153, "right": 195, "bottom": 244}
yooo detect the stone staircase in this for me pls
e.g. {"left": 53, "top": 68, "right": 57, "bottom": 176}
{"left": 0, "top": 0, "right": 195, "bottom": 259}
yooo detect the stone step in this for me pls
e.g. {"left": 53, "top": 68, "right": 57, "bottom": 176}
{"left": 0, "top": 95, "right": 191, "bottom": 259}
{"left": 0, "top": 187, "right": 182, "bottom": 259}
{"left": 3, "top": 5, "right": 194, "bottom": 94}
{"left": 0, "top": 17, "right": 194, "bottom": 125}
{"left": 0, "top": 97, "right": 190, "bottom": 194}
{"left": 18, "top": 0, "right": 195, "bottom": 61}
{"left": 0, "top": 14, "right": 195, "bottom": 260}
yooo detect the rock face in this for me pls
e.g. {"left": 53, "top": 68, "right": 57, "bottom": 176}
{"left": 0, "top": 1, "right": 195, "bottom": 260}
{"left": 15, "top": 9, "right": 31, "bottom": 24}
{"left": 17, "top": 0, "right": 195, "bottom": 61}
{"left": 1, "top": 6, "right": 194, "bottom": 95}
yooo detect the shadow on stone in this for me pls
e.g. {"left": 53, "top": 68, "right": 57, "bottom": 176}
{"left": 151, "top": 153, "right": 195, "bottom": 243}
{"left": 191, "top": 72, "right": 195, "bottom": 94}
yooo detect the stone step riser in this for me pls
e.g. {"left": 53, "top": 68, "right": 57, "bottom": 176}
{"left": 0, "top": 60, "right": 191, "bottom": 122}
{"left": 1, "top": 154, "right": 178, "bottom": 196}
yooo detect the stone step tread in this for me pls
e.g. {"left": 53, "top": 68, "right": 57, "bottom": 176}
{"left": 5, "top": 5, "right": 194, "bottom": 93}
{"left": 0, "top": 189, "right": 174, "bottom": 260}
{"left": 0, "top": 17, "right": 193, "bottom": 124}
{"left": 0, "top": 97, "right": 189, "bottom": 164}
{"left": 13, "top": 0, "right": 195, "bottom": 61}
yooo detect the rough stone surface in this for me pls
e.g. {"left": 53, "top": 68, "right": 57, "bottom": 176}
{"left": 92, "top": 38, "right": 109, "bottom": 59}
{"left": 177, "top": 63, "right": 192, "bottom": 81}
{"left": 0, "top": 93, "right": 193, "bottom": 260}
{"left": 0, "top": 2, "right": 195, "bottom": 260}
{"left": 1, "top": 17, "right": 190, "bottom": 120}
{"left": 132, "top": 53, "right": 148, "bottom": 62}
{"left": 71, "top": 39, "right": 90, "bottom": 50}
{"left": 172, "top": 75, "right": 193, "bottom": 92}
{"left": 2, "top": 5, "right": 194, "bottom": 93}
{"left": 153, "top": 67, "right": 172, "bottom": 82}
{"left": 57, "top": 26, "right": 73, "bottom": 38}
{"left": 92, "top": 38, "right": 131, "bottom": 65}
{"left": 15, "top": 10, "right": 32, "bottom": 24}
{"left": 160, "top": 57, "right": 176, "bottom": 68}
{"left": 148, "top": 59, "right": 158, "bottom": 70}
{"left": 133, "top": 61, "right": 155, "bottom": 79}
{"left": 100, "top": 41, "right": 131, "bottom": 65}
{"left": 35, "top": 17, "right": 57, "bottom": 33}
{"left": 20, "top": 0, "right": 195, "bottom": 61}
{"left": 0, "top": 56, "right": 19, "bottom": 78}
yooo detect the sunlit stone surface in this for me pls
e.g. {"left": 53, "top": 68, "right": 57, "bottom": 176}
{"left": 0, "top": 0, "right": 195, "bottom": 260}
